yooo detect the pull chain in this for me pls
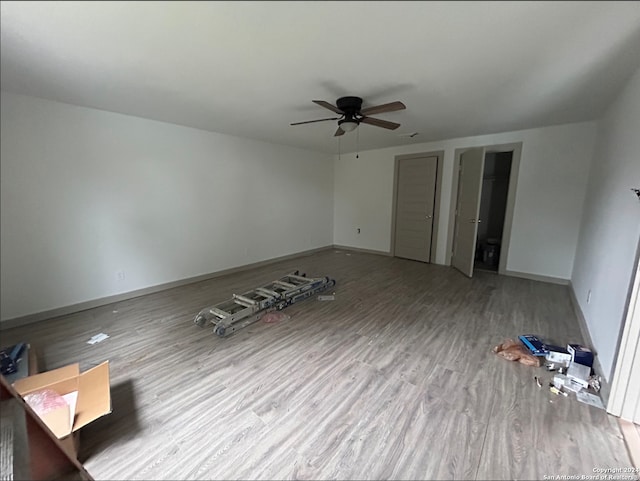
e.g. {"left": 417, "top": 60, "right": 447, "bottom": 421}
{"left": 356, "top": 127, "right": 360, "bottom": 159}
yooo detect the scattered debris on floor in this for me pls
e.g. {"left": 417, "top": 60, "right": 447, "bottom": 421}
{"left": 576, "top": 390, "right": 605, "bottom": 409}
{"left": 550, "top": 385, "right": 568, "bottom": 397}
{"left": 87, "top": 333, "right": 109, "bottom": 345}
{"left": 588, "top": 375, "right": 602, "bottom": 393}
{"left": 261, "top": 312, "right": 290, "bottom": 324}
{"left": 318, "top": 294, "right": 335, "bottom": 301}
{"left": 493, "top": 339, "right": 541, "bottom": 366}
{"left": 495, "top": 334, "right": 605, "bottom": 409}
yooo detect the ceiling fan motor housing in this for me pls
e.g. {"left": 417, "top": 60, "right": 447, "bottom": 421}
{"left": 337, "top": 96, "right": 363, "bottom": 126}
{"left": 337, "top": 96, "right": 363, "bottom": 117}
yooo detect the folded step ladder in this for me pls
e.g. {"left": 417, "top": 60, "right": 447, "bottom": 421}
{"left": 194, "top": 271, "right": 335, "bottom": 337}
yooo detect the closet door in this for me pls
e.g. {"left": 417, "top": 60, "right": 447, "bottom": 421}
{"left": 452, "top": 148, "right": 485, "bottom": 277}
{"left": 393, "top": 156, "right": 438, "bottom": 262}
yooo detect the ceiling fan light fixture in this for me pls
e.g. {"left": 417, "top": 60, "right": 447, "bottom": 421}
{"left": 338, "top": 119, "right": 358, "bottom": 132}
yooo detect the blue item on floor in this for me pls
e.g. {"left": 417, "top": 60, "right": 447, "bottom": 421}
{"left": 0, "top": 342, "right": 26, "bottom": 375}
{"left": 518, "top": 335, "right": 548, "bottom": 356}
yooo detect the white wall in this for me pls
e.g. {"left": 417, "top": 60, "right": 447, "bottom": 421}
{"left": 572, "top": 68, "right": 640, "bottom": 382}
{"left": 0, "top": 92, "right": 334, "bottom": 321}
{"left": 334, "top": 121, "right": 596, "bottom": 279}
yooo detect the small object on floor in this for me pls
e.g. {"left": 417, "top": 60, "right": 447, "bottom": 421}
{"left": 567, "top": 344, "right": 594, "bottom": 368}
{"left": 544, "top": 344, "right": 572, "bottom": 367}
{"left": 546, "top": 364, "right": 567, "bottom": 374}
{"left": 87, "top": 333, "right": 109, "bottom": 345}
{"left": 534, "top": 376, "right": 542, "bottom": 388}
{"left": 553, "top": 373, "right": 570, "bottom": 390}
{"left": 318, "top": 295, "right": 335, "bottom": 301}
{"left": 562, "top": 379, "right": 584, "bottom": 393}
{"left": 519, "top": 335, "right": 548, "bottom": 356}
{"left": 493, "top": 339, "right": 541, "bottom": 367}
{"left": 588, "top": 375, "right": 601, "bottom": 393}
{"left": 576, "top": 391, "right": 604, "bottom": 409}
{"left": 262, "top": 312, "right": 290, "bottom": 324}
{"left": 567, "top": 361, "right": 591, "bottom": 388}
{"left": 0, "top": 343, "right": 26, "bottom": 375}
{"left": 549, "top": 385, "right": 568, "bottom": 397}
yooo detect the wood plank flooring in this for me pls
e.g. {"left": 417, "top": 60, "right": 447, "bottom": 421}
{"left": 0, "top": 249, "right": 632, "bottom": 480}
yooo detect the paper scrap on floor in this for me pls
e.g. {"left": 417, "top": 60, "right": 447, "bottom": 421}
{"left": 318, "top": 295, "right": 335, "bottom": 301}
{"left": 576, "top": 391, "right": 604, "bottom": 410}
{"left": 87, "top": 333, "right": 109, "bottom": 345}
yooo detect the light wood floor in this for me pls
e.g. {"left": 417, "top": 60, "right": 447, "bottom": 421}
{"left": 1, "top": 250, "right": 632, "bottom": 480}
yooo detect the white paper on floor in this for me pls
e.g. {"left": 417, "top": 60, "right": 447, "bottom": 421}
{"left": 318, "top": 295, "right": 335, "bottom": 301}
{"left": 87, "top": 333, "right": 109, "bottom": 345}
{"left": 576, "top": 391, "right": 604, "bottom": 409}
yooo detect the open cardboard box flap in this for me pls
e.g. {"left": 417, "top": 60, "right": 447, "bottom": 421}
{"left": 12, "top": 361, "right": 111, "bottom": 438}
{"left": 13, "top": 363, "right": 80, "bottom": 394}
{"left": 74, "top": 361, "right": 111, "bottom": 431}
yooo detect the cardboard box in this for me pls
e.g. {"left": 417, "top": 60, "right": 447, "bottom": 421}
{"left": 544, "top": 344, "right": 572, "bottom": 367}
{"left": 567, "top": 344, "right": 594, "bottom": 368}
{"left": 566, "top": 361, "right": 590, "bottom": 388}
{"left": 518, "top": 335, "right": 547, "bottom": 356}
{"left": 12, "top": 361, "right": 111, "bottom": 458}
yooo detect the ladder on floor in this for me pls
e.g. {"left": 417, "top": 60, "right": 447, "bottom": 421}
{"left": 194, "top": 271, "right": 335, "bottom": 337}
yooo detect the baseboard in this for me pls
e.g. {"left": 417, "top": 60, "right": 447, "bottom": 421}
{"left": 503, "top": 269, "right": 569, "bottom": 285}
{"left": 332, "top": 244, "right": 392, "bottom": 257}
{"left": 0, "top": 245, "right": 333, "bottom": 330}
{"left": 568, "top": 281, "right": 611, "bottom": 404}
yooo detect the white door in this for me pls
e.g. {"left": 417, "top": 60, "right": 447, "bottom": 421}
{"left": 452, "top": 148, "right": 485, "bottom": 277}
{"left": 608, "top": 259, "right": 640, "bottom": 423}
{"left": 394, "top": 156, "right": 438, "bottom": 262}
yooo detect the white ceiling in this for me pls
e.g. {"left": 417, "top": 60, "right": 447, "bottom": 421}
{"left": 2, "top": 1, "right": 640, "bottom": 154}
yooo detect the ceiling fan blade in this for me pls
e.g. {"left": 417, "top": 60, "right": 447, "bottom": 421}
{"left": 313, "top": 100, "right": 343, "bottom": 114}
{"left": 334, "top": 127, "right": 345, "bottom": 137}
{"left": 291, "top": 117, "right": 339, "bottom": 126}
{"left": 360, "top": 101, "right": 406, "bottom": 116}
{"left": 360, "top": 116, "right": 401, "bottom": 130}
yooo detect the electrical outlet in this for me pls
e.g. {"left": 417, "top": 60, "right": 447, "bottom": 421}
{"left": 357, "top": 227, "right": 361, "bottom": 234}
{"left": 116, "top": 271, "right": 125, "bottom": 282}
{"left": 587, "top": 289, "right": 592, "bottom": 304}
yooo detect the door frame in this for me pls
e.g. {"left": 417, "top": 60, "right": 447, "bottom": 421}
{"left": 390, "top": 151, "right": 444, "bottom": 262}
{"left": 607, "top": 242, "right": 640, "bottom": 420}
{"left": 445, "top": 142, "right": 522, "bottom": 275}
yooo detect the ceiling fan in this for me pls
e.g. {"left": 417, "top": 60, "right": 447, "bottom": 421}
{"left": 291, "top": 96, "right": 406, "bottom": 136}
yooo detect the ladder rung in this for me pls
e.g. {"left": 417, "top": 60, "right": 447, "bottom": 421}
{"left": 256, "top": 287, "right": 279, "bottom": 297}
{"left": 209, "top": 307, "right": 230, "bottom": 318}
{"left": 233, "top": 294, "right": 258, "bottom": 305}
{"left": 274, "top": 280, "right": 296, "bottom": 289}
{"left": 287, "top": 274, "right": 312, "bottom": 283}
